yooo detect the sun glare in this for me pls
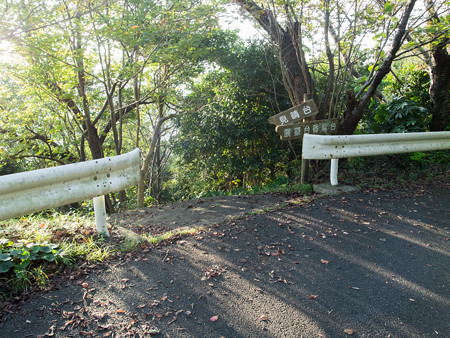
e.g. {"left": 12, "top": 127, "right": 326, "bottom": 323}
{"left": 220, "top": 4, "right": 263, "bottom": 41}
{"left": 0, "top": 41, "right": 16, "bottom": 64}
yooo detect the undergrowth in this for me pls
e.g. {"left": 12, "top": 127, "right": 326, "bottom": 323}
{"left": 197, "top": 177, "right": 313, "bottom": 198}
{"left": 0, "top": 212, "right": 201, "bottom": 298}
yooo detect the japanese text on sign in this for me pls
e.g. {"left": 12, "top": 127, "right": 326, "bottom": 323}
{"left": 275, "top": 118, "right": 341, "bottom": 141}
{"left": 268, "top": 99, "right": 319, "bottom": 125}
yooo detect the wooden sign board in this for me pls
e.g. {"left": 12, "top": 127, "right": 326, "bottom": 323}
{"left": 268, "top": 99, "right": 319, "bottom": 126}
{"left": 275, "top": 118, "right": 341, "bottom": 141}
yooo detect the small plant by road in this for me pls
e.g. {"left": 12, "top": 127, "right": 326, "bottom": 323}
{"left": 0, "top": 240, "right": 67, "bottom": 295}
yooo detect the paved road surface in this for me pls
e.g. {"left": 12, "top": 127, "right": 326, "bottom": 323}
{"left": 1, "top": 185, "right": 449, "bottom": 337}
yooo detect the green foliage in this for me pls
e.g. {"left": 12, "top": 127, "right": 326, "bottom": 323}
{"left": 409, "top": 150, "right": 450, "bottom": 168}
{"left": 165, "top": 173, "right": 312, "bottom": 200}
{"left": 360, "top": 58, "right": 432, "bottom": 134}
{"left": 381, "top": 61, "right": 431, "bottom": 105}
{"left": 169, "top": 39, "right": 296, "bottom": 199}
{"left": 244, "top": 177, "right": 313, "bottom": 195}
{"left": 0, "top": 158, "right": 20, "bottom": 176}
{"left": 0, "top": 212, "right": 117, "bottom": 296}
{"left": 364, "top": 96, "right": 431, "bottom": 134}
{"left": 0, "top": 239, "right": 66, "bottom": 294}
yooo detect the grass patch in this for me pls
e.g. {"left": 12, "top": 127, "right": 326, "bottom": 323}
{"left": 0, "top": 212, "right": 199, "bottom": 298}
{"left": 0, "top": 212, "right": 98, "bottom": 245}
{"left": 0, "top": 212, "right": 117, "bottom": 297}
{"left": 61, "top": 236, "right": 113, "bottom": 263}
{"left": 198, "top": 179, "right": 313, "bottom": 199}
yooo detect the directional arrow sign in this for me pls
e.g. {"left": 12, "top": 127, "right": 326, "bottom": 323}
{"left": 268, "top": 99, "right": 319, "bottom": 126}
{"left": 275, "top": 118, "right": 341, "bottom": 141}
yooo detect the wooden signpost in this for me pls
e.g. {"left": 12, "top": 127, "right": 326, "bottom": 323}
{"left": 268, "top": 99, "right": 319, "bottom": 126}
{"left": 268, "top": 95, "right": 342, "bottom": 184}
{"left": 275, "top": 118, "right": 340, "bottom": 141}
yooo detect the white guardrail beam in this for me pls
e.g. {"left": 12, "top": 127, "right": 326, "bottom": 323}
{"left": 0, "top": 149, "right": 140, "bottom": 236}
{"left": 302, "top": 131, "right": 450, "bottom": 186}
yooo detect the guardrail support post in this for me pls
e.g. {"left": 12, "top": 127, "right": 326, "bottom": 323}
{"left": 93, "top": 196, "right": 108, "bottom": 236}
{"left": 330, "top": 158, "right": 339, "bottom": 186}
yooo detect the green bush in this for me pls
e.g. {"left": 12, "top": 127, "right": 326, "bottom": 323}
{"left": 364, "top": 96, "right": 431, "bottom": 134}
{"left": 0, "top": 239, "right": 67, "bottom": 294}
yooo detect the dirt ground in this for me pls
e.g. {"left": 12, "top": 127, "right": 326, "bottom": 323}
{"left": 108, "top": 193, "right": 308, "bottom": 239}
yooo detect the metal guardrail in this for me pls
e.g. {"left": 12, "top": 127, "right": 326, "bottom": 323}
{"left": 302, "top": 131, "right": 450, "bottom": 186}
{"left": 0, "top": 149, "right": 140, "bottom": 235}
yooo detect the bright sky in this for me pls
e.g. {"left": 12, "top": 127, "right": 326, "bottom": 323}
{"left": 0, "top": 41, "right": 15, "bottom": 63}
{"left": 220, "top": 4, "right": 264, "bottom": 41}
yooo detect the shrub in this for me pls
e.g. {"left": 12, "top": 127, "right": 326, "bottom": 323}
{"left": 0, "top": 239, "right": 67, "bottom": 294}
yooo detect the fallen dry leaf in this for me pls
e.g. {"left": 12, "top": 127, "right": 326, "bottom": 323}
{"left": 90, "top": 312, "right": 105, "bottom": 320}
{"left": 148, "top": 328, "right": 160, "bottom": 335}
{"left": 97, "top": 323, "right": 112, "bottom": 330}
{"left": 126, "top": 319, "right": 138, "bottom": 329}
{"left": 168, "top": 316, "right": 177, "bottom": 325}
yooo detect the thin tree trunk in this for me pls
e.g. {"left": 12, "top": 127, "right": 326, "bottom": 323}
{"left": 322, "top": 0, "right": 335, "bottom": 117}
{"left": 137, "top": 112, "right": 176, "bottom": 207}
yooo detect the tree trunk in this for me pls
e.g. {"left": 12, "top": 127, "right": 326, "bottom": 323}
{"left": 149, "top": 134, "right": 162, "bottom": 204}
{"left": 429, "top": 43, "right": 450, "bottom": 131}
{"left": 239, "top": 1, "right": 313, "bottom": 106}
{"left": 137, "top": 112, "right": 176, "bottom": 207}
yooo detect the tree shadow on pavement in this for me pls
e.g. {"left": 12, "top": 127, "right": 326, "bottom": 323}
{"left": 1, "top": 187, "right": 449, "bottom": 337}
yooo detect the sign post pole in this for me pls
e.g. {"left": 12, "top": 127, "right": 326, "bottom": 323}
{"left": 301, "top": 94, "right": 311, "bottom": 184}
{"left": 268, "top": 94, "right": 341, "bottom": 185}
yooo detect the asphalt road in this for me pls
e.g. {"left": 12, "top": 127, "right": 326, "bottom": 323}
{"left": 1, "top": 185, "right": 449, "bottom": 337}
